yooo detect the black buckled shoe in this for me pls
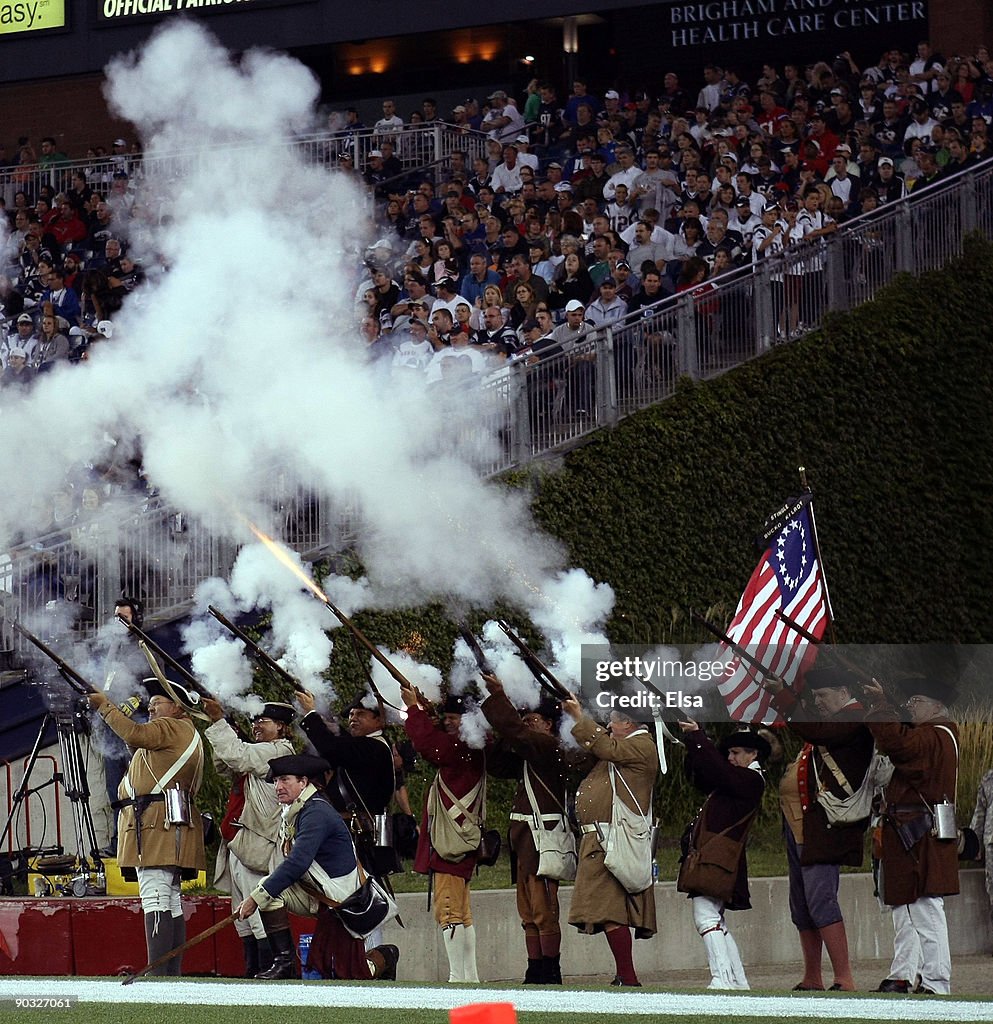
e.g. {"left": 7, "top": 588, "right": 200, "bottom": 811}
{"left": 876, "top": 978, "right": 910, "bottom": 993}
{"left": 370, "top": 944, "right": 400, "bottom": 981}
{"left": 256, "top": 951, "right": 297, "bottom": 980}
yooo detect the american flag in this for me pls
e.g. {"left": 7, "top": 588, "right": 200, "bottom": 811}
{"left": 716, "top": 495, "right": 830, "bottom": 723}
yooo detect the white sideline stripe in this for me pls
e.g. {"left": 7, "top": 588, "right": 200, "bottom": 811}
{"left": 3, "top": 979, "right": 992, "bottom": 1020}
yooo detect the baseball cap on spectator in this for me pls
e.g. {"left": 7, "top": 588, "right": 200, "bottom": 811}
{"left": 516, "top": 134, "right": 529, "bottom": 144}
{"left": 112, "top": 170, "right": 129, "bottom": 179}
{"left": 16, "top": 313, "right": 32, "bottom": 324}
{"left": 734, "top": 195, "right": 752, "bottom": 207}
{"left": 600, "top": 277, "right": 617, "bottom": 288}
{"left": 113, "top": 138, "right": 127, "bottom": 146}
{"left": 605, "top": 90, "right": 620, "bottom": 100}
{"left": 723, "top": 152, "right": 739, "bottom": 163}
{"left": 453, "top": 105, "right": 466, "bottom": 113}
{"left": 878, "top": 157, "right": 894, "bottom": 167}
{"left": 565, "top": 299, "right": 585, "bottom": 312}
{"left": 546, "top": 162, "right": 562, "bottom": 170}
{"left": 436, "top": 277, "right": 458, "bottom": 292}
{"left": 615, "top": 260, "right": 631, "bottom": 270}
{"left": 830, "top": 88, "right": 844, "bottom": 97}
{"left": 488, "top": 90, "right": 508, "bottom": 100}
{"left": 763, "top": 202, "right": 780, "bottom": 213}
{"left": 368, "top": 149, "right": 383, "bottom": 158}
{"left": 8, "top": 347, "right": 26, "bottom": 358}
{"left": 834, "top": 143, "right": 852, "bottom": 155}
{"left": 554, "top": 181, "right": 573, "bottom": 192}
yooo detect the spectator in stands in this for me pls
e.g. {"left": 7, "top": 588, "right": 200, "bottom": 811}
{"left": 603, "top": 147, "right": 642, "bottom": 201}
{"left": 1, "top": 348, "right": 35, "bottom": 390}
{"left": 483, "top": 90, "right": 526, "bottom": 144}
{"left": 4, "top": 313, "right": 38, "bottom": 368}
{"left": 35, "top": 312, "right": 70, "bottom": 372}
{"left": 586, "top": 277, "right": 628, "bottom": 326}
{"left": 38, "top": 137, "right": 69, "bottom": 169}
{"left": 870, "top": 157, "right": 907, "bottom": 202}
{"left": 549, "top": 252, "right": 594, "bottom": 312}
{"left": 491, "top": 144, "right": 524, "bottom": 195}
{"left": 40, "top": 266, "right": 81, "bottom": 328}
{"left": 374, "top": 99, "right": 404, "bottom": 142}
{"left": 48, "top": 195, "right": 87, "bottom": 252}
{"left": 550, "top": 298, "right": 590, "bottom": 344}
{"left": 473, "top": 305, "right": 519, "bottom": 356}
{"left": 563, "top": 79, "right": 600, "bottom": 126}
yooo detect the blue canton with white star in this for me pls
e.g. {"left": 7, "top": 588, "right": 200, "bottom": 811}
{"left": 770, "top": 506, "right": 814, "bottom": 598}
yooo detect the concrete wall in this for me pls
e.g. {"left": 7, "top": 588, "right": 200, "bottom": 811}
{"left": 382, "top": 870, "right": 993, "bottom": 983}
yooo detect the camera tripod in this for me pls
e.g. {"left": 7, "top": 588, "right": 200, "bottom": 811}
{"left": 0, "top": 704, "right": 104, "bottom": 893}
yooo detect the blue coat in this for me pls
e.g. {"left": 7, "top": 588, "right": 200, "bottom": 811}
{"left": 262, "top": 792, "right": 356, "bottom": 900}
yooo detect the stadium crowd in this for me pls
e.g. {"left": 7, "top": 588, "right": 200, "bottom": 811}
{"left": 1, "top": 40, "right": 992, "bottom": 498}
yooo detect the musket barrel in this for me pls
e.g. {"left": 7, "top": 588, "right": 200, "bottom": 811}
{"left": 207, "top": 605, "right": 306, "bottom": 694}
{"left": 13, "top": 623, "right": 97, "bottom": 695}
{"left": 116, "top": 615, "right": 215, "bottom": 699}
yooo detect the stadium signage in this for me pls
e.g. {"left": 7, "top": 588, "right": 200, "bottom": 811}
{"left": 666, "top": 0, "right": 926, "bottom": 46}
{"left": 97, "top": 0, "right": 312, "bottom": 24}
{"left": 0, "top": 0, "right": 65, "bottom": 34}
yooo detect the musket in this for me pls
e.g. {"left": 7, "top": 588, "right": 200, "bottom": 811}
{"left": 321, "top": 598, "right": 407, "bottom": 711}
{"left": 207, "top": 605, "right": 308, "bottom": 695}
{"left": 688, "top": 608, "right": 779, "bottom": 680}
{"left": 456, "top": 619, "right": 494, "bottom": 676}
{"left": 115, "top": 614, "right": 215, "bottom": 700}
{"left": 495, "top": 620, "right": 571, "bottom": 701}
{"left": 774, "top": 609, "right": 900, "bottom": 703}
{"left": 122, "top": 911, "right": 238, "bottom": 984}
{"left": 13, "top": 623, "right": 97, "bottom": 695}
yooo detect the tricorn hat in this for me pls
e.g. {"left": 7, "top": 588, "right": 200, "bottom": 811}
{"left": 804, "top": 667, "right": 860, "bottom": 693}
{"left": 267, "top": 754, "right": 330, "bottom": 781}
{"left": 253, "top": 700, "right": 296, "bottom": 724}
{"left": 442, "top": 693, "right": 468, "bottom": 716}
{"left": 896, "top": 675, "right": 958, "bottom": 706}
{"left": 718, "top": 729, "right": 772, "bottom": 763}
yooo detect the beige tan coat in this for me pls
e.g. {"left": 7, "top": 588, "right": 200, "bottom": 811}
{"left": 568, "top": 718, "right": 658, "bottom": 938}
{"left": 96, "top": 698, "right": 206, "bottom": 872}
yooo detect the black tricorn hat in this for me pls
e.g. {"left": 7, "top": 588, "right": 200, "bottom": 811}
{"left": 804, "top": 667, "right": 860, "bottom": 693}
{"left": 442, "top": 693, "right": 468, "bottom": 716}
{"left": 254, "top": 700, "right": 296, "bottom": 724}
{"left": 521, "top": 696, "right": 560, "bottom": 722}
{"left": 267, "top": 754, "right": 330, "bottom": 781}
{"left": 896, "top": 675, "right": 958, "bottom": 706}
{"left": 718, "top": 729, "right": 773, "bottom": 763}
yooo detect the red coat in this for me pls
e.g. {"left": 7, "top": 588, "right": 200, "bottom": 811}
{"left": 405, "top": 705, "right": 485, "bottom": 880}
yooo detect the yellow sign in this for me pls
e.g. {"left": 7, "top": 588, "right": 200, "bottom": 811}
{"left": 0, "top": 0, "right": 65, "bottom": 34}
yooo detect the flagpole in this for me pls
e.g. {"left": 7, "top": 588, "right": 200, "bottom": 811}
{"left": 798, "top": 466, "right": 837, "bottom": 644}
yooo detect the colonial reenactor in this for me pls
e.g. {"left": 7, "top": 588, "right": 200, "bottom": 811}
{"left": 400, "top": 684, "right": 485, "bottom": 983}
{"left": 481, "top": 673, "right": 569, "bottom": 984}
{"left": 202, "top": 697, "right": 295, "bottom": 978}
{"left": 676, "top": 723, "right": 769, "bottom": 990}
{"left": 863, "top": 676, "right": 960, "bottom": 995}
{"left": 296, "top": 690, "right": 396, "bottom": 873}
{"left": 236, "top": 754, "right": 399, "bottom": 981}
{"left": 763, "top": 667, "right": 874, "bottom": 991}
{"left": 560, "top": 697, "right": 658, "bottom": 988}
{"left": 87, "top": 689, "right": 206, "bottom": 976}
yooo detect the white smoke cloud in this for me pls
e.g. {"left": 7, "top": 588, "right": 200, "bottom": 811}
{"left": 3, "top": 22, "right": 617, "bottom": 711}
